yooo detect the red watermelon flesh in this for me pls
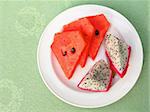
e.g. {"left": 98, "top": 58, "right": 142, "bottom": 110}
{"left": 63, "top": 18, "right": 95, "bottom": 67}
{"left": 87, "top": 14, "right": 110, "bottom": 60}
{"left": 51, "top": 31, "right": 86, "bottom": 79}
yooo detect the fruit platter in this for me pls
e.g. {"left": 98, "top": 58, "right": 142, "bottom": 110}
{"left": 51, "top": 13, "right": 131, "bottom": 92}
{"left": 37, "top": 5, "right": 143, "bottom": 107}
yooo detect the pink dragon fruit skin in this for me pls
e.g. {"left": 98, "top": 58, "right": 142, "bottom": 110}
{"left": 77, "top": 60, "right": 113, "bottom": 92}
{"left": 105, "top": 34, "right": 131, "bottom": 78}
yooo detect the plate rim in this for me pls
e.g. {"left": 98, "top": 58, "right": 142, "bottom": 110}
{"left": 37, "top": 4, "right": 144, "bottom": 108}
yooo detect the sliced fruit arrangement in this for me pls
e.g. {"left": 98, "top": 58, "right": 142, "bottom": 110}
{"left": 51, "top": 13, "right": 132, "bottom": 92}
{"left": 51, "top": 14, "right": 110, "bottom": 79}
{"left": 87, "top": 14, "right": 110, "bottom": 60}
{"left": 77, "top": 60, "right": 112, "bottom": 92}
{"left": 105, "top": 34, "right": 131, "bottom": 78}
{"left": 63, "top": 18, "right": 95, "bottom": 67}
{"left": 51, "top": 31, "right": 86, "bottom": 79}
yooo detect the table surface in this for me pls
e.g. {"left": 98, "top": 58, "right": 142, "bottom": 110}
{"left": 0, "top": 0, "right": 149, "bottom": 112}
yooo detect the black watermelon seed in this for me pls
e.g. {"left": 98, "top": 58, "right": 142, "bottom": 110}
{"left": 62, "top": 51, "right": 67, "bottom": 56}
{"left": 95, "top": 29, "right": 99, "bottom": 36}
{"left": 71, "top": 47, "right": 76, "bottom": 53}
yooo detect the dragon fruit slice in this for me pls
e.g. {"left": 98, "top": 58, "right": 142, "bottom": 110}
{"left": 77, "top": 60, "right": 112, "bottom": 92}
{"left": 105, "top": 34, "right": 131, "bottom": 78}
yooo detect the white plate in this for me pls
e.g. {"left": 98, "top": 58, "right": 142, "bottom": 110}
{"left": 37, "top": 5, "right": 143, "bottom": 108}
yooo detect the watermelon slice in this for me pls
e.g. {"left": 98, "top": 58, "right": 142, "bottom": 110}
{"left": 51, "top": 31, "right": 86, "bottom": 79}
{"left": 87, "top": 14, "right": 110, "bottom": 60}
{"left": 105, "top": 34, "right": 131, "bottom": 78}
{"left": 63, "top": 18, "right": 95, "bottom": 67}
{"left": 77, "top": 60, "right": 112, "bottom": 92}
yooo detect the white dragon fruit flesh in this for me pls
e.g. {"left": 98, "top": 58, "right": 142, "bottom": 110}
{"left": 77, "top": 60, "right": 112, "bottom": 92}
{"left": 105, "top": 34, "right": 131, "bottom": 78}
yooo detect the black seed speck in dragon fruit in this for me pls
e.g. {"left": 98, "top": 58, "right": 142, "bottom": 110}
{"left": 77, "top": 60, "right": 112, "bottom": 92}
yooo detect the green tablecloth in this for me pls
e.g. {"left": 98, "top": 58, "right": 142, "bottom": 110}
{"left": 0, "top": 0, "right": 149, "bottom": 112}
